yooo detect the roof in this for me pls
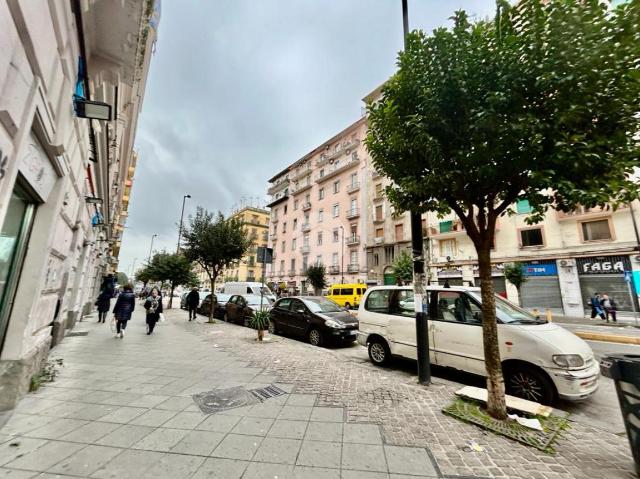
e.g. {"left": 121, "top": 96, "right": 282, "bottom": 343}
{"left": 366, "top": 285, "right": 482, "bottom": 293}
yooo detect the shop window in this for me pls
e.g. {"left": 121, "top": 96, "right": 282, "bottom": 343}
{"left": 581, "top": 219, "right": 612, "bottom": 241}
{"left": 520, "top": 228, "right": 544, "bottom": 247}
{"left": 516, "top": 199, "right": 532, "bottom": 214}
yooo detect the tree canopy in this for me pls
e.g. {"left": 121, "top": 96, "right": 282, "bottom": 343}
{"left": 392, "top": 251, "right": 413, "bottom": 285}
{"left": 306, "top": 265, "right": 327, "bottom": 293}
{"left": 115, "top": 272, "right": 129, "bottom": 286}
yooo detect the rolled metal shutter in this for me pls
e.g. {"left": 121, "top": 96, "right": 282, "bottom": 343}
{"left": 520, "top": 276, "right": 563, "bottom": 313}
{"left": 580, "top": 274, "right": 635, "bottom": 312}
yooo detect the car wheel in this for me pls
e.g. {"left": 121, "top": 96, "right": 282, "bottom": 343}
{"left": 308, "top": 328, "right": 323, "bottom": 347}
{"left": 368, "top": 338, "right": 391, "bottom": 366}
{"left": 243, "top": 316, "right": 250, "bottom": 328}
{"left": 268, "top": 320, "right": 277, "bottom": 335}
{"left": 345, "top": 302, "right": 351, "bottom": 310}
{"left": 505, "top": 365, "right": 556, "bottom": 405}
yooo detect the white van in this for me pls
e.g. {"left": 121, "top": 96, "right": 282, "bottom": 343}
{"left": 357, "top": 286, "right": 599, "bottom": 404}
{"left": 220, "top": 282, "right": 276, "bottom": 303}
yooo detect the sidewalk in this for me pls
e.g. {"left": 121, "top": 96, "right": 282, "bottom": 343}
{"left": 0, "top": 307, "right": 635, "bottom": 478}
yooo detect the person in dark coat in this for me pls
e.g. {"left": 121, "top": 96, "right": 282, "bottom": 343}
{"left": 112, "top": 284, "right": 136, "bottom": 338}
{"left": 95, "top": 288, "right": 112, "bottom": 323}
{"left": 186, "top": 287, "right": 200, "bottom": 321}
{"left": 144, "top": 287, "right": 163, "bottom": 335}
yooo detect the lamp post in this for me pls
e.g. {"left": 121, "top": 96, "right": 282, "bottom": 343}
{"left": 176, "top": 194, "right": 191, "bottom": 253}
{"left": 148, "top": 234, "right": 157, "bottom": 264}
{"left": 339, "top": 225, "right": 345, "bottom": 283}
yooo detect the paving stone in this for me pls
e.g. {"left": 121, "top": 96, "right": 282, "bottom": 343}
{"left": 279, "top": 406, "right": 313, "bottom": 421}
{"left": 292, "top": 466, "right": 341, "bottom": 478}
{"left": 384, "top": 446, "right": 438, "bottom": 477}
{"left": 342, "top": 472, "right": 390, "bottom": 479}
{"left": 160, "top": 411, "right": 206, "bottom": 429}
{"left": 170, "top": 430, "right": 225, "bottom": 456}
{"left": 132, "top": 427, "right": 189, "bottom": 452}
{"left": 95, "top": 424, "right": 154, "bottom": 448}
{"left": 268, "top": 420, "right": 308, "bottom": 440}
{"left": 128, "top": 409, "right": 177, "bottom": 427}
{"left": 245, "top": 403, "right": 283, "bottom": 419}
{"left": 342, "top": 443, "right": 387, "bottom": 473}
{"left": 154, "top": 396, "right": 193, "bottom": 411}
{"left": 0, "top": 415, "right": 56, "bottom": 436}
{"left": 65, "top": 404, "right": 117, "bottom": 421}
{"left": 343, "top": 424, "right": 383, "bottom": 445}
{"left": 47, "top": 444, "right": 122, "bottom": 476}
{"left": 196, "top": 414, "right": 241, "bottom": 433}
{"left": 0, "top": 468, "right": 37, "bottom": 478}
{"left": 304, "top": 422, "right": 343, "bottom": 442}
{"left": 211, "top": 434, "right": 263, "bottom": 460}
{"left": 5, "top": 441, "right": 84, "bottom": 472}
{"left": 127, "top": 395, "right": 171, "bottom": 408}
{"left": 286, "top": 394, "right": 317, "bottom": 407}
{"left": 0, "top": 437, "right": 48, "bottom": 467}
{"left": 139, "top": 453, "right": 204, "bottom": 479}
{"left": 23, "top": 419, "right": 88, "bottom": 440}
{"left": 253, "top": 437, "right": 302, "bottom": 464}
{"left": 296, "top": 441, "right": 341, "bottom": 469}
{"left": 190, "top": 457, "right": 248, "bottom": 479}
{"left": 309, "top": 407, "right": 344, "bottom": 423}
{"left": 59, "top": 421, "right": 120, "bottom": 443}
{"left": 242, "top": 462, "right": 294, "bottom": 479}
{"left": 97, "top": 406, "right": 148, "bottom": 424}
{"left": 231, "top": 417, "right": 274, "bottom": 436}
{"left": 91, "top": 449, "right": 164, "bottom": 479}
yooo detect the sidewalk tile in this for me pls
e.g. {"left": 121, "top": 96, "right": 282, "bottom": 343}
{"left": 196, "top": 415, "right": 240, "bottom": 433}
{"left": 211, "top": 434, "right": 263, "bottom": 460}
{"left": 0, "top": 414, "right": 56, "bottom": 436}
{"left": 342, "top": 444, "right": 387, "bottom": 473}
{"left": 91, "top": 449, "right": 164, "bottom": 479}
{"left": 66, "top": 404, "right": 116, "bottom": 421}
{"left": 384, "top": 446, "right": 437, "bottom": 476}
{"left": 293, "top": 466, "right": 340, "bottom": 478}
{"left": 60, "top": 421, "right": 120, "bottom": 443}
{"left": 217, "top": 405, "right": 254, "bottom": 417}
{"left": 0, "top": 438, "right": 48, "bottom": 466}
{"left": 296, "top": 441, "right": 341, "bottom": 469}
{"left": 93, "top": 406, "right": 147, "bottom": 424}
{"left": 47, "top": 444, "right": 122, "bottom": 476}
{"left": 304, "top": 422, "right": 342, "bottom": 442}
{"left": 5, "top": 441, "right": 84, "bottom": 471}
{"left": 139, "top": 453, "right": 204, "bottom": 479}
{"left": 154, "top": 396, "right": 193, "bottom": 411}
{"left": 128, "top": 409, "right": 177, "bottom": 427}
{"left": 95, "top": 425, "right": 154, "bottom": 448}
{"left": 342, "top": 472, "right": 389, "bottom": 479}
{"left": 132, "top": 427, "right": 189, "bottom": 452}
{"left": 170, "top": 430, "right": 225, "bottom": 456}
{"left": 231, "top": 417, "right": 274, "bottom": 436}
{"left": 309, "top": 407, "right": 344, "bottom": 423}
{"left": 161, "top": 411, "right": 206, "bottom": 429}
{"left": 279, "top": 406, "right": 312, "bottom": 421}
{"left": 286, "top": 394, "right": 317, "bottom": 407}
{"left": 343, "top": 424, "right": 383, "bottom": 445}
{"left": 253, "top": 437, "right": 302, "bottom": 464}
{"left": 24, "top": 419, "right": 88, "bottom": 440}
{"left": 268, "top": 420, "right": 308, "bottom": 440}
{"left": 242, "top": 462, "right": 294, "bottom": 479}
{"left": 40, "top": 401, "right": 88, "bottom": 419}
{"left": 127, "top": 395, "right": 171, "bottom": 408}
{"left": 0, "top": 468, "right": 37, "bottom": 478}
{"left": 192, "top": 455, "right": 248, "bottom": 477}
{"left": 246, "top": 404, "right": 283, "bottom": 419}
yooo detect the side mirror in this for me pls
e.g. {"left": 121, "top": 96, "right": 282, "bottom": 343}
{"left": 296, "top": 309, "right": 305, "bottom": 314}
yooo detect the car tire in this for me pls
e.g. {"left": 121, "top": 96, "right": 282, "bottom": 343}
{"left": 243, "top": 316, "right": 250, "bottom": 328}
{"left": 268, "top": 320, "right": 278, "bottom": 335}
{"left": 368, "top": 338, "right": 391, "bottom": 366}
{"left": 308, "top": 328, "right": 323, "bottom": 347}
{"left": 504, "top": 365, "right": 556, "bottom": 405}
{"left": 345, "top": 302, "right": 351, "bottom": 310}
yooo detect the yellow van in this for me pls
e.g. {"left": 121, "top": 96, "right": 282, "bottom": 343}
{"left": 326, "top": 284, "right": 367, "bottom": 309}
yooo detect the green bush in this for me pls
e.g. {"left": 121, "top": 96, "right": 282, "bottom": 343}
{"left": 250, "top": 310, "right": 270, "bottom": 330}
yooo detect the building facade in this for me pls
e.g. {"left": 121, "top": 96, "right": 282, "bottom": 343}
{"left": 266, "top": 118, "right": 370, "bottom": 293}
{"left": 0, "top": 0, "right": 156, "bottom": 410}
{"left": 224, "top": 206, "right": 270, "bottom": 282}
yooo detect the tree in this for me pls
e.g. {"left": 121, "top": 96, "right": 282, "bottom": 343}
{"left": 147, "top": 252, "right": 197, "bottom": 309}
{"left": 366, "top": 0, "right": 640, "bottom": 419}
{"left": 135, "top": 265, "right": 153, "bottom": 289}
{"left": 182, "top": 208, "right": 251, "bottom": 322}
{"left": 115, "top": 272, "right": 129, "bottom": 286}
{"left": 306, "top": 265, "right": 327, "bottom": 295}
{"left": 392, "top": 251, "right": 413, "bottom": 285}
{"left": 503, "top": 263, "right": 528, "bottom": 307}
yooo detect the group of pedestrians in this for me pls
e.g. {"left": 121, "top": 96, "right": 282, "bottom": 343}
{"left": 589, "top": 292, "right": 618, "bottom": 323}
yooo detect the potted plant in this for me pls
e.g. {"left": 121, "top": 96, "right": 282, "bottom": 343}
{"left": 250, "top": 310, "right": 270, "bottom": 341}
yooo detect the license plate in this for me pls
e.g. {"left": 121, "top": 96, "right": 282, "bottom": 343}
{"left": 348, "top": 330, "right": 357, "bottom": 335}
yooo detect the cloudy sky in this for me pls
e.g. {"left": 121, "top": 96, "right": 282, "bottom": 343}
{"left": 118, "top": 0, "right": 496, "bottom": 277}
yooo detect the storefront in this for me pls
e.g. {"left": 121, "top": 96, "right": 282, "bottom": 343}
{"left": 472, "top": 264, "right": 507, "bottom": 297}
{"left": 439, "top": 267, "right": 464, "bottom": 287}
{"left": 577, "top": 255, "right": 637, "bottom": 312}
{"left": 520, "top": 261, "right": 564, "bottom": 313}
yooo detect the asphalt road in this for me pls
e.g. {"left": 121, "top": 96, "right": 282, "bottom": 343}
{"left": 325, "top": 335, "right": 638, "bottom": 435}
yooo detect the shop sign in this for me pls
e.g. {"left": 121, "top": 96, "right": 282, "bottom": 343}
{"left": 523, "top": 262, "right": 557, "bottom": 276}
{"left": 576, "top": 256, "right": 631, "bottom": 275}
{"left": 19, "top": 134, "right": 56, "bottom": 202}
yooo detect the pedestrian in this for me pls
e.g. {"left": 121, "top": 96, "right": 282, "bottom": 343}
{"left": 589, "top": 292, "right": 606, "bottom": 320}
{"left": 112, "top": 283, "right": 135, "bottom": 338}
{"left": 601, "top": 294, "right": 618, "bottom": 323}
{"left": 144, "top": 287, "right": 163, "bottom": 335}
{"left": 95, "top": 287, "right": 112, "bottom": 323}
{"left": 185, "top": 287, "right": 200, "bottom": 321}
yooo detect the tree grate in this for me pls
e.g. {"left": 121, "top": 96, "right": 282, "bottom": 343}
{"left": 250, "top": 384, "right": 287, "bottom": 402}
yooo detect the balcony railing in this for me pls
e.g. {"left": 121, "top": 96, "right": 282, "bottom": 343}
{"left": 272, "top": 216, "right": 279, "bottom": 224}
{"left": 267, "top": 179, "right": 290, "bottom": 196}
{"left": 345, "top": 235, "right": 360, "bottom": 245}
{"left": 346, "top": 208, "right": 360, "bottom": 219}
{"left": 315, "top": 157, "right": 360, "bottom": 183}
{"left": 300, "top": 245, "right": 310, "bottom": 254}
{"left": 346, "top": 182, "right": 360, "bottom": 193}
{"left": 292, "top": 183, "right": 313, "bottom": 196}
{"left": 329, "top": 265, "right": 340, "bottom": 274}
{"left": 373, "top": 192, "right": 384, "bottom": 202}
{"left": 288, "top": 269, "right": 296, "bottom": 276}
{"left": 270, "top": 233, "right": 277, "bottom": 241}
{"left": 278, "top": 270, "right": 285, "bottom": 276}
{"left": 300, "top": 268, "right": 309, "bottom": 275}
{"left": 373, "top": 217, "right": 385, "bottom": 224}
{"left": 316, "top": 139, "right": 360, "bottom": 168}
{"left": 347, "top": 264, "right": 360, "bottom": 273}
{"left": 302, "top": 202, "right": 312, "bottom": 211}
{"left": 301, "top": 223, "right": 311, "bottom": 232}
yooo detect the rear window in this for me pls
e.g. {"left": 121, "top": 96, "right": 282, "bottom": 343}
{"left": 365, "top": 290, "right": 391, "bottom": 313}
{"left": 341, "top": 288, "right": 354, "bottom": 295}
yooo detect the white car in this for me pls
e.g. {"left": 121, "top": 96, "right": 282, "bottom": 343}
{"left": 356, "top": 286, "right": 599, "bottom": 404}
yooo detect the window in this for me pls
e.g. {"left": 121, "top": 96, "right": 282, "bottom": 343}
{"left": 317, "top": 232, "right": 323, "bottom": 246}
{"left": 277, "top": 298, "right": 292, "bottom": 310}
{"left": 319, "top": 169, "right": 325, "bottom": 178}
{"left": 281, "top": 241, "right": 286, "bottom": 253}
{"left": 440, "top": 239, "right": 456, "bottom": 258}
{"left": 434, "top": 292, "right": 482, "bottom": 324}
{"left": 352, "top": 152, "right": 358, "bottom": 162}
{"left": 439, "top": 220, "right": 452, "bottom": 233}
{"left": 318, "top": 209, "right": 324, "bottom": 222}
{"left": 252, "top": 215, "right": 258, "bottom": 223}
{"left": 375, "top": 205, "right": 383, "bottom": 221}
{"left": 392, "top": 290, "right": 415, "bottom": 317}
{"left": 333, "top": 180, "right": 340, "bottom": 194}
{"left": 582, "top": 219, "right": 612, "bottom": 241}
{"left": 332, "top": 204, "right": 340, "bottom": 217}
{"left": 332, "top": 253, "right": 339, "bottom": 265}
{"left": 384, "top": 246, "right": 395, "bottom": 263}
{"left": 395, "top": 224, "right": 404, "bottom": 241}
{"left": 516, "top": 199, "right": 532, "bottom": 214}
{"left": 284, "top": 205, "right": 288, "bottom": 214}
{"left": 280, "top": 260, "right": 284, "bottom": 272}
{"left": 375, "top": 227, "right": 384, "bottom": 238}
{"left": 372, "top": 253, "right": 379, "bottom": 266}
{"left": 316, "top": 255, "right": 322, "bottom": 266}
{"left": 292, "top": 238, "right": 297, "bottom": 250}
{"left": 365, "top": 289, "right": 391, "bottom": 313}
{"left": 350, "top": 173, "right": 358, "bottom": 187}
{"left": 318, "top": 188, "right": 325, "bottom": 200}
{"left": 375, "top": 183, "right": 383, "bottom": 197}
{"left": 350, "top": 251, "right": 358, "bottom": 265}
{"left": 293, "top": 219, "right": 297, "bottom": 230}
{"left": 282, "top": 222, "right": 287, "bottom": 233}
{"left": 290, "top": 259, "right": 296, "bottom": 271}
{"left": 520, "top": 228, "right": 544, "bottom": 247}
{"left": 303, "top": 234, "right": 309, "bottom": 246}
{"left": 294, "top": 200, "right": 299, "bottom": 210}
{"left": 340, "top": 288, "right": 354, "bottom": 295}
{"left": 333, "top": 229, "right": 339, "bottom": 242}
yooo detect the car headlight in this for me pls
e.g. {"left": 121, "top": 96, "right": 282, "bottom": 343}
{"left": 552, "top": 354, "right": 585, "bottom": 368}
{"left": 325, "top": 319, "right": 345, "bottom": 329}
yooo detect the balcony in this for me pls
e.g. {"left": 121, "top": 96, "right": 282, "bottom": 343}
{"left": 288, "top": 269, "right": 296, "bottom": 277}
{"left": 556, "top": 205, "right": 612, "bottom": 221}
{"left": 346, "top": 208, "right": 360, "bottom": 219}
{"left": 290, "top": 166, "right": 313, "bottom": 182}
{"left": 374, "top": 237, "right": 384, "bottom": 245}
{"left": 302, "top": 202, "right": 312, "bottom": 211}
{"left": 266, "top": 194, "right": 289, "bottom": 208}
{"left": 292, "top": 182, "right": 313, "bottom": 196}
{"left": 346, "top": 235, "right": 360, "bottom": 245}
{"left": 272, "top": 216, "right": 279, "bottom": 224}
{"left": 278, "top": 270, "right": 285, "bottom": 277}
{"left": 270, "top": 233, "right": 277, "bottom": 241}
{"left": 315, "top": 157, "right": 360, "bottom": 184}
{"left": 372, "top": 170, "right": 382, "bottom": 179}
{"left": 301, "top": 223, "right": 311, "bottom": 233}
{"left": 346, "top": 182, "right": 360, "bottom": 193}
{"left": 300, "top": 268, "right": 309, "bottom": 275}
{"left": 316, "top": 139, "right": 360, "bottom": 168}
{"left": 373, "top": 217, "right": 385, "bottom": 224}
{"left": 300, "top": 245, "right": 310, "bottom": 254}
{"left": 329, "top": 265, "right": 340, "bottom": 274}
{"left": 267, "top": 179, "right": 290, "bottom": 196}
{"left": 373, "top": 192, "right": 384, "bottom": 202}
{"left": 347, "top": 264, "right": 360, "bottom": 273}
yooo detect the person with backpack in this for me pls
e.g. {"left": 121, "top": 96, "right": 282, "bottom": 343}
{"left": 144, "top": 287, "right": 163, "bottom": 335}
{"left": 112, "top": 284, "right": 136, "bottom": 338}
{"left": 186, "top": 287, "right": 200, "bottom": 321}
{"left": 601, "top": 294, "right": 618, "bottom": 323}
{"left": 589, "top": 292, "right": 606, "bottom": 320}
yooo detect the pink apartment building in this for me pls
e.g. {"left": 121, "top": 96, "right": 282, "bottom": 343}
{"left": 266, "top": 118, "right": 369, "bottom": 293}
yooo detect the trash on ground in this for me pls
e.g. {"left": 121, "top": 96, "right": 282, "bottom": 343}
{"left": 455, "top": 386, "right": 552, "bottom": 417}
{"left": 508, "top": 413, "right": 543, "bottom": 431}
{"left": 464, "top": 440, "right": 484, "bottom": 452}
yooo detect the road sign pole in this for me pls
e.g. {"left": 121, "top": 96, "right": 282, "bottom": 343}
{"left": 625, "top": 271, "right": 638, "bottom": 326}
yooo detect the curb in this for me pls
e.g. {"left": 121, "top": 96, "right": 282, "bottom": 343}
{"left": 574, "top": 331, "right": 640, "bottom": 345}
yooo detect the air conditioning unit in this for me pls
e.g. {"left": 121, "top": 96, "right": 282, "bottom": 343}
{"left": 374, "top": 237, "right": 383, "bottom": 244}
{"left": 560, "top": 260, "right": 568, "bottom": 266}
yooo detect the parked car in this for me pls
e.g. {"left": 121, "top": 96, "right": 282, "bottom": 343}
{"left": 325, "top": 283, "right": 367, "bottom": 309}
{"left": 269, "top": 296, "right": 359, "bottom": 347}
{"left": 180, "top": 292, "right": 189, "bottom": 309}
{"left": 357, "top": 286, "right": 599, "bottom": 405}
{"left": 198, "top": 293, "right": 231, "bottom": 319}
{"left": 223, "top": 294, "right": 272, "bottom": 326}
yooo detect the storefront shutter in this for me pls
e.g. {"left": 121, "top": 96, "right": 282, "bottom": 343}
{"left": 520, "top": 276, "right": 563, "bottom": 313}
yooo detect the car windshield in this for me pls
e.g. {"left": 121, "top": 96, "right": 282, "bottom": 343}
{"left": 260, "top": 286, "right": 272, "bottom": 296}
{"left": 304, "top": 298, "right": 342, "bottom": 313}
{"left": 216, "top": 294, "right": 231, "bottom": 303}
{"left": 468, "top": 292, "right": 545, "bottom": 324}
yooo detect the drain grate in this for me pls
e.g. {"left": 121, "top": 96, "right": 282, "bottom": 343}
{"left": 250, "top": 385, "right": 287, "bottom": 402}
{"left": 192, "top": 386, "right": 259, "bottom": 414}
{"left": 66, "top": 331, "right": 89, "bottom": 337}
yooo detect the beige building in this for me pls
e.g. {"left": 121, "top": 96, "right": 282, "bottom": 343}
{"left": 225, "top": 207, "right": 270, "bottom": 282}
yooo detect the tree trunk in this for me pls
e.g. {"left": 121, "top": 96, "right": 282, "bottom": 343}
{"left": 168, "top": 282, "right": 175, "bottom": 309}
{"left": 258, "top": 329, "right": 264, "bottom": 341}
{"left": 208, "top": 276, "right": 215, "bottom": 323}
{"left": 516, "top": 286, "right": 522, "bottom": 307}
{"left": 476, "top": 243, "right": 508, "bottom": 420}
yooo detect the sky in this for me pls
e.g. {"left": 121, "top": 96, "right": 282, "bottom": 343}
{"left": 118, "top": 0, "right": 496, "bottom": 278}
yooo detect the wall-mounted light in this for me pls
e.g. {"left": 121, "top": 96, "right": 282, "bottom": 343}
{"left": 75, "top": 99, "right": 112, "bottom": 121}
{"left": 85, "top": 196, "right": 103, "bottom": 205}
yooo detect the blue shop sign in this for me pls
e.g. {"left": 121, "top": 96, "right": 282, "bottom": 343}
{"left": 523, "top": 262, "right": 557, "bottom": 276}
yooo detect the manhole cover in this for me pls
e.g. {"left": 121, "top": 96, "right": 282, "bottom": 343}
{"left": 250, "top": 385, "right": 287, "bottom": 402}
{"left": 66, "top": 331, "right": 89, "bottom": 337}
{"left": 193, "top": 387, "right": 259, "bottom": 414}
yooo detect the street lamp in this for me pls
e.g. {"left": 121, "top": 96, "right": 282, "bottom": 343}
{"left": 339, "top": 225, "right": 345, "bottom": 284}
{"left": 176, "top": 194, "right": 191, "bottom": 253}
{"left": 148, "top": 234, "right": 157, "bottom": 264}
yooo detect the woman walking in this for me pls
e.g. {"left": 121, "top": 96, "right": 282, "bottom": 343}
{"left": 95, "top": 288, "right": 112, "bottom": 323}
{"left": 112, "top": 284, "right": 135, "bottom": 338}
{"left": 144, "top": 287, "right": 163, "bottom": 335}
